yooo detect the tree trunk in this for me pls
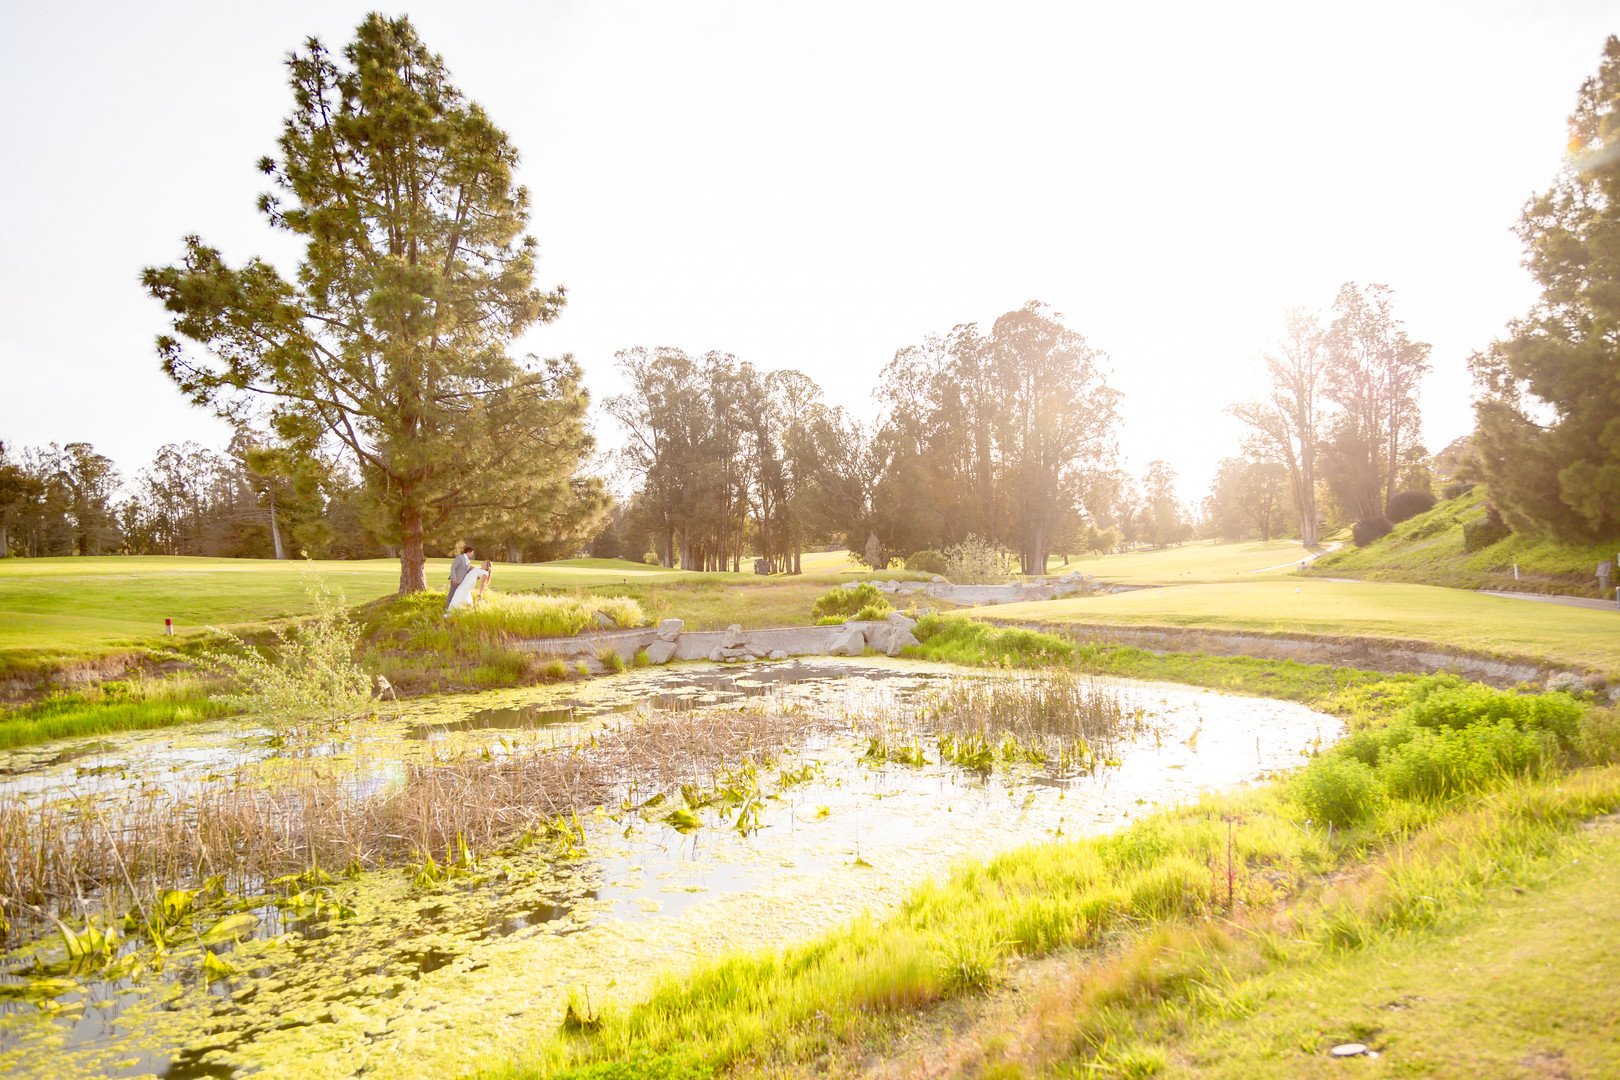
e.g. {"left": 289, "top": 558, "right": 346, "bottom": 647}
{"left": 506, "top": 539, "right": 520, "bottom": 563}
{"left": 268, "top": 488, "right": 285, "bottom": 560}
{"left": 398, "top": 504, "right": 427, "bottom": 594}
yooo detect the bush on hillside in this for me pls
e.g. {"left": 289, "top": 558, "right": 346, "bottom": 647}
{"left": 1386, "top": 490, "right": 1437, "bottom": 524}
{"left": 1442, "top": 480, "right": 1475, "bottom": 500}
{"left": 1351, "top": 516, "right": 1394, "bottom": 547}
{"left": 903, "top": 549, "right": 948, "bottom": 576}
{"left": 811, "top": 582, "right": 892, "bottom": 621}
{"left": 1462, "top": 505, "right": 1512, "bottom": 552}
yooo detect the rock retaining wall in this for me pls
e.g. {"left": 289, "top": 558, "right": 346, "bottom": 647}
{"left": 513, "top": 614, "right": 920, "bottom": 666}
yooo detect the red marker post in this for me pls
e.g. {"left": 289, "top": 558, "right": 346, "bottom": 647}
{"left": 165, "top": 618, "right": 173, "bottom": 637}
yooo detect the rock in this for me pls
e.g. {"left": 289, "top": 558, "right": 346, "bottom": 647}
{"left": 722, "top": 623, "right": 746, "bottom": 648}
{"left": 645, "top": 639, "right": 677, "bottom": 665}
{"left": 930, "top": 574, "right": 948, "bottom": 584}
{"left": 862, "top": 624, "right": 896, "bottom": 655}
{"left": 656, "top": 618, "right": 684, "bottom": 641}
{"left": 885, "top": 611, "right": 916, "bottom": 629}
{"left": 718, "top": 646, "right": 752, "bottom": 661}
{"left": 886, "top": 628, "right": 920, "bottom": 656}
{"left": 768, "top": 649, "right": 788, "bottom": 660}
{"left": 828, "top": 626, "right": 865, "bottom": 657}
{"left": 592, "top": 610, "right": 616, "bottom": 629}
{"left": 917, "top": 607, "right": 937, "bottom": 617}
{"left": 1329, "top": 1044, "right": 1368, "bottom": 1058}
{"left": 707, "top": 647, "right": 725, "bottom": 663}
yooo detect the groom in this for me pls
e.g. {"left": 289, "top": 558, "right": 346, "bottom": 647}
{"left": 445, "top": 543, "right": 473, "bottom": 611}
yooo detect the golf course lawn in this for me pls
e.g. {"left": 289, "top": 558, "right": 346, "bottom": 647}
{"left": 1045, "top": 538, "right": 1317, "bottom": 584}
{"left": 976, "top": 578, "right": 1620, "bottom": 675}
{"left": 0, "top": 555, "right": 703, "bottom": 668}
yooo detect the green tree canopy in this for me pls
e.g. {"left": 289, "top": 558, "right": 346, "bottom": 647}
{"left": 143, "top": 14, "right": 590, "bottom": 592}
{"left": 1471, "top": 36, "right": 1620, "bottom": 543}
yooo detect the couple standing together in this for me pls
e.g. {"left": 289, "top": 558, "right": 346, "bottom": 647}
{"left": 444, "top": 544, "right": 493, "bottom": 613}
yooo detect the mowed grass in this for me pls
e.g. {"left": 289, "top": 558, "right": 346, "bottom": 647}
{"left": 975, "top": 578, "right": 1620, "bottom": 676}
{"left": 1044, "top": 538, "right": 1315, "bottom": 584}
{"left": 1153, "top": 823, "right": 1620, "bottom": 1076}
{"left": 0, "top": 555, "right": 701, "bottom": 674}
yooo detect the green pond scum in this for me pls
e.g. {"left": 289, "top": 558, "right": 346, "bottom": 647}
{"left": 0, "top": 658, "right": 1343, "bottom": 1077}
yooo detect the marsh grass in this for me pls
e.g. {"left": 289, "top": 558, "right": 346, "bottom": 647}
{"left": 0, "top": 698, "right": 848, "bottom": 939}
{"left": 0, "top": 673, "right": 233, "bottom": 749}
{"left": 451, "top": 592, "right": 646, "bottom": 639}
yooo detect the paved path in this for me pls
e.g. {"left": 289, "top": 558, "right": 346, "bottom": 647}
{"left": 1247, "top": 541, "right": 1345, "bottom": 575}
{"left": 1481, "top": 590, "right": 1616, "bottom": 612}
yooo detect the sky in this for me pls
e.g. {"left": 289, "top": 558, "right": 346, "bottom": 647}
{"left": 0, "top": 1, "right": 1613, "bottom": 503}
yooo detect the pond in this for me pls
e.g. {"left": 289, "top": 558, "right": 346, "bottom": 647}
{"left": 0, "top": 658, "right": 1338, "bottom": 1078}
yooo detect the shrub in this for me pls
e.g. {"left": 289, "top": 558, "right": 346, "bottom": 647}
{"left": 197, "top": 585, "right": 373, "bottom": 735}
{"left": 1575, "top": 706, "right": 1620, "bottom": 765}
{"left": 903, "top": 549, "right": 948, "bottom": 576}
{"left": 1291, "top": 755, "right": 1384, "bottom": 826}
{"left": 1462, "top": 505, "right": 1511, "bottom": 551}
{"left": 643, "top": 552, "right": 659, "bottom": 565}
{"left": 1386, "top": 490, "right": 1437, "bottom": 524}
{"left": 1378, "top": 722, "right": 1549, "bottom": 800}
{"left": 812, "top": 582, "right": 892, "bottom": 621}
{"left": 1402, "top": 682, "right": 1582, "bottom": 748}
{"left": 1332, "top": 721, "right": 1417, "bottom": 768}
{"left": 1442, "top": 480, "right": 1474, "bottom": 500}
{"left": 1351, "top": 516, "right": 1393, "bottom": 547}
{"left": 943, "top": 535, "right": 1015, "bottom": 584}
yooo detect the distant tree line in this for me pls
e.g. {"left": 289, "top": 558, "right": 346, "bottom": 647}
{"left": 0, "top": 436, "right": 377, "bottom": 559}
{"left": 601, "top": 302, "right": 1134, "bottom": 574}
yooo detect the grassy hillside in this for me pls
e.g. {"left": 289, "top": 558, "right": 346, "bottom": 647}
{"left": 1305, "top": 490, "right": 1617, "bottom": 597}
{"left": 973, "top": 578, "right": 1620, "bottom": 676}
{"left": 1043, "top": 538, "right": 1315, "bottom": 584}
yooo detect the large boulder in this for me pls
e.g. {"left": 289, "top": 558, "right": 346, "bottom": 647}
{"left": 886, "top": 628, "right": 920, "bottom": 656}
{"left": 592, "top": 610, "right": 616, "bottom": 629}
{"left": 645, "top": 639, "right": 677, "bottom": 665}
{"left": 828, "top": 625, "right": 866, "bottom": 656}
{"left": 656, "top": 618, "right": 684, "bottom": 641}
{"left": 861, "top": 623, "right": 896, "bottom": 655}
{"left": 886, "top": 611, "right": 916, "bottom": 630}
{"left": 722, "top": 623, "right": 746, "bottom": 648}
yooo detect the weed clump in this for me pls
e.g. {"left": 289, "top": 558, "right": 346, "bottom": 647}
{"left": 1291, "top": 755, "right": 1384, "bottom": 826}
{"left": 811, "top": 582, "right": 892, "bottom": 621}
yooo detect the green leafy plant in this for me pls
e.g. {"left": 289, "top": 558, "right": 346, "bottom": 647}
{"left": 196, "top": 584, "right": 372, "bottom": 735}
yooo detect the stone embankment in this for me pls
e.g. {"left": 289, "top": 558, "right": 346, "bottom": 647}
{"left": 513, "top": 613, "right": 921, "bottom": 666}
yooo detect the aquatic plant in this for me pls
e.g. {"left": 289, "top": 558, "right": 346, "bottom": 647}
{"left": 598, "top": 648, "right": 627, "bottom": 674}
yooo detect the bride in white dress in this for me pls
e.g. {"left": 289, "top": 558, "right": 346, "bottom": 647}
{"left": 445, "top": 561, "right": 491, "bottom": 613}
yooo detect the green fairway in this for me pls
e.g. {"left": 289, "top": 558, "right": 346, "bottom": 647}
{"left": 976, "top": 578, "right": 1620, "bottom": 675}
{"left": 0, "top": 555, "right": 704, "bottom": 672}
{"left": 1045, "top": 538, "right": 1316, "bottom": 584}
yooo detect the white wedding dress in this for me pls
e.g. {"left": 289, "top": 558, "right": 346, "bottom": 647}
{"left": 445, "top": 567, "right": 490, "bottom": 613}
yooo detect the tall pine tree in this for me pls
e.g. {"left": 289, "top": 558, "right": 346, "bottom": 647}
{"left": 1471, "top": 37, "right": 1620, "bottom": 543}
{"left": 144, "top": 15, "right": 588, "bottom": 592}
